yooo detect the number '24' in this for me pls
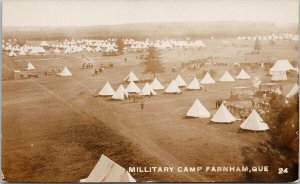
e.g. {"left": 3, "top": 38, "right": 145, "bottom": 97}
{"left": 278, "top": 168, "right": 288, "bottom": 174}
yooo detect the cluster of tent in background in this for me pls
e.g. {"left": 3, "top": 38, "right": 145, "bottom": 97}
{"left": 237, "top": 33, "right": 298, "bottom": 41}
{"left": 3, "top": 37, "right": 206, "bottom": 57}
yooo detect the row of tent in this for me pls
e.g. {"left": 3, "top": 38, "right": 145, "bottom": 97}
{"left": 6, "top": 46, "right": 47, "bottom": 57}
{"left": 24, "top": 62, "right": 73, "bottom": 77}
{"left": 237, "top": 33, "right": 298, "bottom": 41}
{"left": 99, "top": 70, "right": 298, "bottom": 98}
{"left": 186, "top": 99, "right": 269, "bottom": 131}
{"left": 123, "top": 69, "right": 251, "bottom": 84}
{"left": 3, "top": 37, "right": 206, "bottom": 56}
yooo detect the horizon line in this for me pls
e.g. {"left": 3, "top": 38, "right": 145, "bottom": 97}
{"left": 3, "top": 20, "right": 298, "bottom": 28}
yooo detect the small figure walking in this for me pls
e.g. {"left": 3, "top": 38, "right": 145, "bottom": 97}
{"left": 251, "top": 98, "right": 255, "bottom": 108}
{"left": 140, "top": 102, "right": 144, "bottom": 110}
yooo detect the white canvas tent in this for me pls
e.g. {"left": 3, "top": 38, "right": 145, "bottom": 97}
{"left": 286, "top": 83, "right": 299, "bottom": 98}
{"left": 211, "top": 103, "right": 237, "bottom": 123}
{"left": 186, "top": 99, "right": 210, "bottom": 118}
{"left": 139, "top": 83, "right": 157, "bottom": 96}
{"left": 236, "top": 69, "right": 251, "bottom": 80}
{"left": 123, "top": 71, "right": 139, "bottom": 82}
{"left": 165, "top": 80, "right": 181, "bottom": 94}
{"left": 200, "top": 72, "right": 215, "bottom": 84}
{"left": 126, "top": 81, "right": 141, "bottom": 93}
{"left": 8, "top": 50, "right": 16, "bottom": 57}
{"left": 271, "top": 71, "right": 287, "bottom": 81}
{"left": 150, "top": 77, "right": 164, "bottom": 90}
{"left": 99, "top": 82, "right": 115, "bottom": 96}
{"left": 80, "top": 154, "right": 136, "bottom": 182}
{"left": 219, "top": 71, "right": 235, "bottom": 82}
{"left": 270, "top": 59, "right": 294, "bottom": 75}
{"left": 112, "top": 84, "right": 128, "bottom": 100}
{"left": 57, "top": 66, "right": 72, "bottom": 76}
{"left": 240, "top": 109, "right": 269, "bottom": 131}
{"left": 187, "top": 77, "right": 201, "bottom": 90}
{"left": 27, "top": 62, "right": 35, "bottom": 71}
{"left": 175, "top": 75, "right": 187, "bottom": 87}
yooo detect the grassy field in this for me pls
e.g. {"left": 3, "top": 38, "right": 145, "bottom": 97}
{"left": 2, "top": 38, "right": 298, "bottom": 182}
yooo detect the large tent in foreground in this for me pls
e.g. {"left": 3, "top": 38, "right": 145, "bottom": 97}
{"left": 200, "top": 72, "right": 215, "bottom": 84}
{"left": 57, "top": 66, "right": 72, "bottom": 76}
{"left": 211, "top": 103, "right": 237, "bottom": 123}
{"left": 219, "top": 71, "right": 235, "bottom": 82}
{"left": 99, "top": 82, "right": 115, "bottom": 96}
{"left": 186, "top": 99, "right": 210, "bottom": 118}
{"left": 80, "top": 154, "right": 136, "bottom": 182}
{"left": 286, "top": 83, "right": 299, "bottom": 98}
{"left": 123, "top": 71, "right": 139, "bottom": 82}
{"left": 240, "top": 109, "right": 269, "bottom": 131}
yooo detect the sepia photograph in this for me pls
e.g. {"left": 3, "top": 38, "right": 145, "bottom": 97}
{"left": 1, "top": 0, "right": 299, "bottom": 182}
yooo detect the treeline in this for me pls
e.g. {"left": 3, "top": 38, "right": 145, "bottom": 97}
{"left": 3, "top": 21, "right": 298, "bottom": 41}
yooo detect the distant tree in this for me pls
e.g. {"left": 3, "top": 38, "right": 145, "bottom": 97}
{"left": 254, "top": 39, "right": 261, "bottom": 54}
{"left": 143, "top": 46, "right": 165, "bottom": 78}
{"left": 116, "top": 38, "right": 125, "bottom": 54}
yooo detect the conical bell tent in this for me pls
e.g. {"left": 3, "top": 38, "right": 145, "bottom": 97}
{"left": 58, "top": 66, "right": 72, "bottom": 76}
{"left": 186, "top": 99, "right": 210, "bottom": 118}
{"left": 200, "top": 72, "right": 215, "bottom": 84}
{"left": 236, "top": 69, "right": 251, "bottom": 80}
{"left": 211, "top": 103, "right": 236, "bottom": 123}
{"left": 219, "top": 71, "right": 235, "bottom": 82}
{"left": 27, "top": 62, "right": 36, "bottom": 71}
{"left": 80, "top": 154, "right": 136, "bottom": 182}
{"left": 240, "top": 109, "right": 269, "bottom": 131}
{"left": 99, "top": 82, "right": 115, "bottom": 96}
{"left": 187, "top": 77, "right": 201, "bottom": 90}
{"left": 150, "top": 77, "right": 164, "bottom": 90}
{"left": 123, "top": 71, "right": 139, "bottom": 82}
{"left": 112, "top": 84, "right": 128, "bottom": 100}
{"left": 126, "top": 81, "right": 141, "bottom": 93}
{"left": 165, "top": 80, "right": 181, "bottom": 94}
{"left": 175, "top": 74, "right": 187, "bottom": 87}
{"left": 139, "top": 83, "right": 157, "bottom": 96}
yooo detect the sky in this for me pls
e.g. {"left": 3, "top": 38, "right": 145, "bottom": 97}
{"left": 3, "top": 0, "right": 299, "bottom": 26}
